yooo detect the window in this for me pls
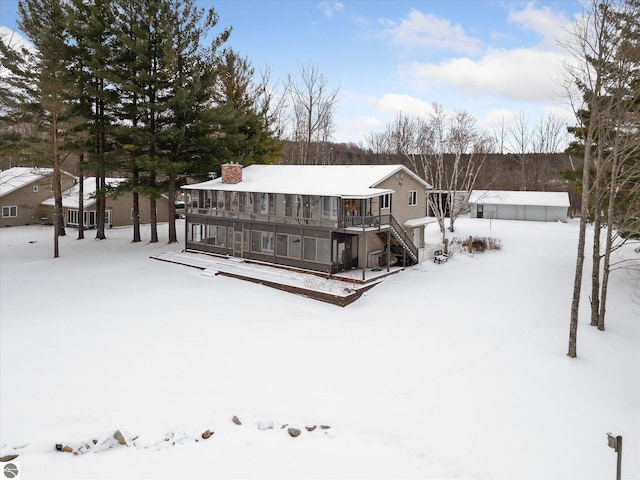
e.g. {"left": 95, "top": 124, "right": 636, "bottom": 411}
{"left": 285, "top": 194, "right": 301, "bottom": 218}
{"left": 215, "top": 191, "right": 224, "bottom": 210}
{"left": 322, "top": 197, "right": 338, "bottom": 219}
{"left": 268, "top": 193, "right": 277, "bottom": 215}
{"left": 302, "top": 236, "right": 331, "bottom": 263}
{"left": 380, "top": 193, "right": 390, "bottom": 209}
{"left": 408, "top": 190, "right": 417, "bottom": 206}
{"left": 239, "top": 192, "right": 253, "bottom": 214}
{"left": 252, "top": 230, "right": 262, "bottom": 252}
{"left": 276, "top": 234, "right": 288, "bottom": 256}
{"left": 205, "top": 225, "right": 226, "bottom": 246}
{"left": 258, "top": 193, "right": 269, "bottom": 214}
{"left": 275, "top": 233, "right": 302, "bottom": 258}
{"left": 251, "top": 230, "right": 274, "bottom": 254}
{"left": 32, "top": 185, "right": 39, "bottom": 193}
{"left": 303, "top": 237, "right": 316, "bottom": 261}
{"left": 2, "top": 206, "right": 17, "bottom": 218}
{"left": 67, "top": 209, "right": 79, "bottom": 225}
{"left": 317, "top": 238, "right": 331, "bottom": 263}
{"left": 289, "top": 235, "right": 301, "bottom": 258}
{"left": 188, "top": 223, "right": 205, "bottom": 243}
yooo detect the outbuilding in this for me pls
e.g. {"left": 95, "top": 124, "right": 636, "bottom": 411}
{"left": 468, "top": 190, "right": 570, "bottom": 222}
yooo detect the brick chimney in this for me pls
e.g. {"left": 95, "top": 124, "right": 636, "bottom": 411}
{"left": 221, "top": 162, "right": 243, "bottom": 184}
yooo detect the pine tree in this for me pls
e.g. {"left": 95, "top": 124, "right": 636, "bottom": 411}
{"left": 211, "top": 49, "right": 284, "bottom": 168}
{"left": 1, "top": 0, "right": 84, "bottom": 257}
{"left": 162, "top": 0, "right": 231, "bottom": 243}
{"left": 66, "top": 0, "right": 118, "bottom": 241}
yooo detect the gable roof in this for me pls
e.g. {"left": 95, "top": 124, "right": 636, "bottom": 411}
{"left": 41, "top": 177, "right": 126, "bottom": 208}
{"left": 0, "top": 167, "right": 53, "bottom": 197}
{"left": 469, "top": 190, "right": 570, "bottom": 208}
{"left": 183, "top": 164, "right": 431, "bottom": 199}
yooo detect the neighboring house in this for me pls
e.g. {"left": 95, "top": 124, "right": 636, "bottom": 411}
{"left": 182, "top": 163, "right": 432, "bottom": 275}
{"left": 41, "top": 177, "right": 170, "bottom": 228}
{"left": 468, "top": 190, "right": 570, "bottom": 222}
{"left": 0, "top": 167, "right": 76, "bottom": 227}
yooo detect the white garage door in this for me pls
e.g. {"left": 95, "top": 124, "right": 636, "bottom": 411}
{"left": 524, "top": 206, "right": 546, "bottom": 221}
{"left": 496, "top": 204, "right": 517, "bottom": 220}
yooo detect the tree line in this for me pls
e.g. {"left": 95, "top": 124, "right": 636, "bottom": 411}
{"left": 0, "top": 0, "right": 283, "bottom": 255}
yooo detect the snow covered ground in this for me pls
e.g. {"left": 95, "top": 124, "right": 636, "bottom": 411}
{"left": 0, "top": 218, "right": 638, "bottom": 479}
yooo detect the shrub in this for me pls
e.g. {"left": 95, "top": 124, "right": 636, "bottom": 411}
{"left": 451, "top": 236, "right": 502, "bottom": 254}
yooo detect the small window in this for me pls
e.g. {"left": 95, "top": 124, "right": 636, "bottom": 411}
{"left": 2, "top": 206, "right": 17, "bottom": 218}
{"left": 32, "top": 185, "right": 39, "bottom": 193}
{"left": 408, "top": 190, "right": 417, "bottom": 206}
{"left": 380, "top": 193, "right": 390, "bottom": 209}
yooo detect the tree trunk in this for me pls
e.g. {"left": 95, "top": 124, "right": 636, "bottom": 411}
{"left": 150, "top": 171, "right": 158, "bottom": 243}
{"left": 53, "top": 153, "right": 62, "bottom": 258}
{"left": 95, "top": 86, "right": 107, "bottom": 240}
{"left": 150, "top": 196, "right": 158, "bottom": 243}
{"left": 568, "top": 137, "right": 593, "bottom": 358}
{"left": 52, "top": 104, "right": 62, "bottom": 257}
{"left": 95, "top": 174, "right": 106, "bottom": 240}
{"left": 168, "top": 171, "right": 177, "bottom": 244}
{"left": 132, "top": 168, "right": 141, "bottom": 243}
{"left": 77, "top": 154, "right": 84, "bottom": 240}
{"left": 598, "top": 144, "right": 621, "bottom": 331}
{"left": 590, "top": 211, "right": 601, "bottom": 326}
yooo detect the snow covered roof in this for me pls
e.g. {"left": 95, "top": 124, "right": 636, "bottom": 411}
{"left": 183, "top": 164, "right": 431, "bottom": 199}
{"left": 0, "top": 167, "right": 53, "bottom": 197}
{"left": 41, "top": 177, "right": 126, "bottom": 208}
{"left": 469, "top": 190, "right": 570, "bottom": 208}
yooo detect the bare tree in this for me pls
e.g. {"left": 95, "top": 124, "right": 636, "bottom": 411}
{"left": 493, "top": 115, "right": 507, "bottom": 155}
{"left": 530, "top": 114, "right": 569, "bottom": 189}
{"left": 445, "top": 109, "right": 493, "bottom": 233}
{"left": 366, "top": 105, "right": 490, "bottom": 246}
{"left": 506, "top": 111, "right": 533, "bottom": 190}
{"left": 285, "top": 63, "right": 339, "bottom": 165}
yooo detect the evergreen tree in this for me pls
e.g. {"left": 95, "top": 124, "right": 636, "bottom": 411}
{"left": 161, "top": 0, "right": 231, "bottom": 243}
{"left": 211, "top": 49, "right": 284, "bottom": 168}
{"left": 0, "top": 0, "right": 83, "bottom": 257}
{"left": 66, "top": 0, "right": 119, "bottom": 240}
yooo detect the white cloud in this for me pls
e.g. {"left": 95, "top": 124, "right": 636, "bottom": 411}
{"left": 381, "top": 9, "right": 483, "bottom": 55}
{"left": 507, "top": 4, "right": 572, "bottom": 51}
{"left": 402, "top": 47, "right": 568, "bottom": 103}
{"left": 317, "top": 1, "right": 345, "bottom": 19}
{"left": 366, "top": 93, "right": 434, "bottom": 118}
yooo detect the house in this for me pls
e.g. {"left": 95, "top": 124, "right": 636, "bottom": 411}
{"left": 41, "top": 177, "right": 170, "bottom": 228}
{"left": 0, "top": 167, "right": 76, "bottom": 227}
{"left": 468, "top": 190, "right": 570, "bottom": 222}
{"left": 182, "top": 163, "right": 432, "bottom": 275}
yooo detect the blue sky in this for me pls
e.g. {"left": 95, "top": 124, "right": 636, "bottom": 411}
{"left": 0, "top": 0, "right": 582, "bottom": 145}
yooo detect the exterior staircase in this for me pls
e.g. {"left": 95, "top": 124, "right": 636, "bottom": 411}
{"left": 380, "top": 216, "right": 419, "bottom": 266}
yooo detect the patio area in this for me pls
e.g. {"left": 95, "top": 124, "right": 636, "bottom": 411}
{"left": 150, "top": 250, "right": 406, "bottom": 306}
